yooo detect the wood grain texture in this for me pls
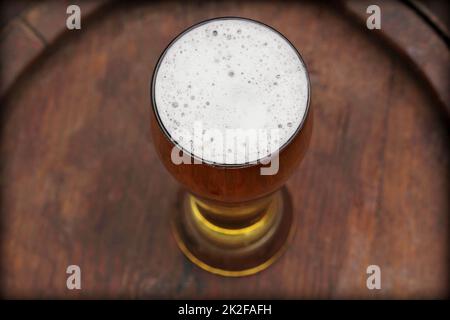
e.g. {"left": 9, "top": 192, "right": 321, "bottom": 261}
{"left": 0, "top": 0, "right": 109, "bottom": 96}
{"left": 342, "top": 0, "right": 450, "bottom": 114}
{"left": 21, "top": 0, "right": 109, "bottom": 44}
{"left": 0, "top": 1, "right": 448, "bottom": 299}
{"left": 0, "top": 18, "right": 45, "bottom": 96}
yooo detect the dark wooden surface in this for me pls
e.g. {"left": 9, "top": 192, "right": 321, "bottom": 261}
{"left": 0, "top": 1, "right": 448, "bottom": 298}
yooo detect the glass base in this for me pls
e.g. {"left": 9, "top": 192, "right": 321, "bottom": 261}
{"left": 172, "top": 188, "right": 295, "bottom": 277}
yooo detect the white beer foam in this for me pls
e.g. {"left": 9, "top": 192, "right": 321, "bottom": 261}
{"left": 154, "top": 18, "right": 309, "bottom": 164}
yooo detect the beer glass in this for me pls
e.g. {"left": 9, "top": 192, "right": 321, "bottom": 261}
{"left": 150, "top": 17, "right": 312, "bottom": 276}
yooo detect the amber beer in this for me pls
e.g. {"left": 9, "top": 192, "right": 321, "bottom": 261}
{"left": 150, "top": 17, "right": 312, "bottom": 276}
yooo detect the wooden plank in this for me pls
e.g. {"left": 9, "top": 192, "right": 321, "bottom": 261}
{"left": 0, "top": 19, "right": 45, "bottom": 96}
{"left": 342, "top": 0, "right": 450, "bottom": 114}
{"left": 0, "top": 0, "right": 109, "bottom": 96}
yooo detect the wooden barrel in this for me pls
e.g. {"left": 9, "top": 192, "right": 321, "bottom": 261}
{"left": 0, "top": 0, "right": 448, "bottom": 298}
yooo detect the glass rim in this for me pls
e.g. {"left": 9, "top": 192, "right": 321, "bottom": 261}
{"left": 150, "top": 16, "right": 311, "bottom": 169}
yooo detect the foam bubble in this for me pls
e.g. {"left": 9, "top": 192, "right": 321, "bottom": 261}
{"left": 154, "top": 18, "right": 309, "bottom": 164}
